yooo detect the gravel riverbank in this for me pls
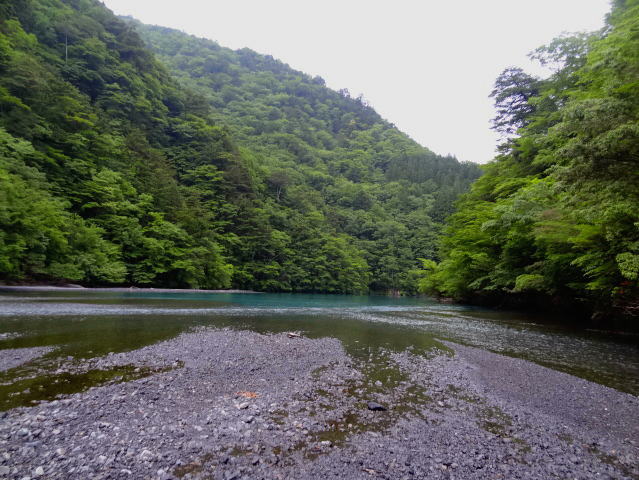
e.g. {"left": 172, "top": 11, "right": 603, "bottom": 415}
{"left": 0, "top": 347, "right": 52, "bottom": 373}
{"left": 1, "top": 329, "right": 637, "bottom": 479}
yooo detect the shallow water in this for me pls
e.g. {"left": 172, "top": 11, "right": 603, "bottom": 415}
{"left": 0, "top": 289, "right": 637, "bottom": 409}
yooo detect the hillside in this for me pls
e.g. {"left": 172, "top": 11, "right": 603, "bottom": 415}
{"left": 0, "top": 0, "right": 479, "bottom": 293}
{"left": 419, "top": 0, "right": 639, "bottom": 323}
{"left": 130, "top": 20, "right": 481, "bottom": 292}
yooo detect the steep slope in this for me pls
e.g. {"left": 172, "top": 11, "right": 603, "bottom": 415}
{"left": 0, "top": 0, "right": 246, "bottom": 288}
{"left": 0, "top": 0, "right": 480, "bottom": 293}
{"left": 129, "top": 21, "right": 481, "bottom": 292}
{"left": 420, "top": 0, "right": 639, "bottom": 323}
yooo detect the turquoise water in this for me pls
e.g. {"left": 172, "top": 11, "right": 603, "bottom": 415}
{"left": 0, "top": 289, "right": 637, "bottom": 409}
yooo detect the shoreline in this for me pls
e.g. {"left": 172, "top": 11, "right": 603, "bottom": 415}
{"left": 0, "top": 285, "right": 261, "bottom": 294}
{"left": 1, "top": 329, "right": 637, "bottom": 479}
{"left": 439, "top": 291, "right": 639, "bottom": 333}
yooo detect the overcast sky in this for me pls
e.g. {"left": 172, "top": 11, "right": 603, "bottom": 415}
{"left": 102, "top": 0, "right": 611, "bottom": 164}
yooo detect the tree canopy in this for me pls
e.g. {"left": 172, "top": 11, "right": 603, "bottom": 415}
{"left": 418, "top": 0, "right": 639, "bottom": 322}
{"left": 0, "top": 0, "right": 480, "bottom": 293}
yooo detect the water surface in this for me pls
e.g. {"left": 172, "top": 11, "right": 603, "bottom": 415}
{"left": 0, "top": 289, "right": 637, "bottom": 409}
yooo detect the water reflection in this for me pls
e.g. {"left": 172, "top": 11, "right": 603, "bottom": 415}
{"left": 0, "top": 290, "right": 637, "bottom": 405}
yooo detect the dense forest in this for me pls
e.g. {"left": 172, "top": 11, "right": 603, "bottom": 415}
{"left": 419, "top": 0, "right": 639, "bottom": 322}
{"left": 7, "top": 0, "right": 634, "bottom": 321}
{"left": 0, "top": 0, "right": 480, "bottom": 293}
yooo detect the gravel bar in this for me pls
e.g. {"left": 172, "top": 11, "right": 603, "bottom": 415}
{"left": 0, "top": 347, "right": 52, "bottom": 372}
{"left": 0, "top": 329, "right": 637, "bottom": 479}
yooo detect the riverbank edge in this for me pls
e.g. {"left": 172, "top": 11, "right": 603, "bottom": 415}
{"left": 432, "top": 291, "right": 639, "bottom": 334}
{"left": 0, "top": 285, "right": 261, "bottom": 294}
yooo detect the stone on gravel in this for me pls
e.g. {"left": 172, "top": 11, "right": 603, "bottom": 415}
{"left": 366, "top": 401, "right": 387, "bottom": 411}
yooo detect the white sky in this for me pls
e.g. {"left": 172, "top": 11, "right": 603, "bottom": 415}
{"left": 102, "top": 0, "right": 611, "bottom": 164}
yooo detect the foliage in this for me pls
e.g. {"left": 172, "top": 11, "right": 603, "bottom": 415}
{"left": 419, "top": 1, "right": 639, "bottom": 318}
{"left": 0, "top": 0, "right": 480, "bottom": 292}
{"left": 131, "top": 21, "right": 481, "bottom": 293}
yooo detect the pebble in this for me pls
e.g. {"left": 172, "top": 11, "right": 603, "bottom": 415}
{"left": 139, "top": 449, "right": 153, "bottom": 461}
{"left": 367, "top": 401, "right": 387, "bottom": 411}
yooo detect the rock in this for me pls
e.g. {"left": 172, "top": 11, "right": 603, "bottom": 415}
{"left": 366, "top": 401, "right": 387, "bottom": 411}
{"left": 34, "top": 466, "right": 44, "bottom": 476}
{"left": 138, "top": 449, "right": 153, "bottom": 461}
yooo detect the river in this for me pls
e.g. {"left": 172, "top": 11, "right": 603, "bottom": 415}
{"left": 0, "top": 288, "right": 637, "bottom": 411}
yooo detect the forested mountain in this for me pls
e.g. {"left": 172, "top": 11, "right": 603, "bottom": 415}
{"left": 129, "top": 21, "right": 481, "bottom": 293}
{"left": 419, "top": 0, "right": 639, "bottom": 322}
{"left": 0, "top": 0, "right": 479, "bottom": 293}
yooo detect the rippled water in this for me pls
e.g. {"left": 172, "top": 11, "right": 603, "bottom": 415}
{"left": 0, "top": 288, "right": 637, "bottom": 408}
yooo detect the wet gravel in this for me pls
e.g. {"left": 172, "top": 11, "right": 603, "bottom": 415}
{"left": 0, "top": 347, "right": 51, "bottom": 372}
{"left": 0, "top": 328, "right": 637, "bottom": 479}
